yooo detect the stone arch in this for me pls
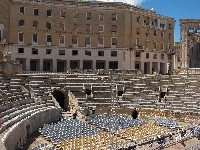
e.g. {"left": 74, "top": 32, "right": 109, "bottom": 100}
{"left": 52, "top": 90, "right": 70, "bottom": 111}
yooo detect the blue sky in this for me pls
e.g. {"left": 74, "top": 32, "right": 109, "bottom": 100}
{"left": 122, "top": 0, "right": 200, "bottom": 42}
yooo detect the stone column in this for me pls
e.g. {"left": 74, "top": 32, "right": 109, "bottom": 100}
{"left": 106, "top": 61, "right": 109, "bottom": 70}
{"left": 157, "top": 62, "right": 160, "bottom": 74}
{"left": 40, "top": 59, "right": 43, "bottom": 71}
{"left": 53, "top": 59, "right": 57, "bottom": 72}
{"left": 92, "top": 60, "right": 96, "bottom": 69}
{"left": 67, "top": 60, "right": 70, "bottom": 70}
{"left": 141, "top": 61, "right": 144, "bottom": 73}
{"left": 149, "top": 61, "right": 152, "bottom": 74}
{"left": 80, "top": 60, "right": 83, "bottom": 70}
{"left": 26, "top": 58, "right": 30, "bottom": 71}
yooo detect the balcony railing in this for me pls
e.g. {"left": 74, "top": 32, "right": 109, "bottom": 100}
{"left": 134, "top": 46, "right": 144, "bottom": 51}
{"left": 166, "top": 49, "right": 176, "bottom": 54}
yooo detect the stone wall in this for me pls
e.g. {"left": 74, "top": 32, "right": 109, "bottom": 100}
{"left": 0, "top": 61, "right": 23, "bottom": 74}
{"left": 2, "top": 108, "right": 60, "bottom": 150}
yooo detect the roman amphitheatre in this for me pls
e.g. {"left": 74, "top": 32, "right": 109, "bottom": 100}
{"left": 0, "top": 69, "right": 200, "bottom": 150}
{"left": 0, "top": 0, "right": 200, "bottom": 149}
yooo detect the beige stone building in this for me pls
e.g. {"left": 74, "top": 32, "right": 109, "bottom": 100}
{"left": 0, "top": 0, "right": 175, "bottom": 74}
{"left": 180, "top": 19, "right": 200, "bottom": 69}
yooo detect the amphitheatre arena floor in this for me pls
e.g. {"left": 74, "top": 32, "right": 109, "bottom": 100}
{"left": 20, "top": 112, "right": 200, "bottom": 150}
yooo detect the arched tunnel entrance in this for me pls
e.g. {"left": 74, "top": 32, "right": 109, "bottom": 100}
{"left": 52, "top": 90, "right": 69, "bottom": 111}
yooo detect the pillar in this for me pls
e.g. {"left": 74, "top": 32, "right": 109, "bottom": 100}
{"left": 141, "top": 61, "right": 144, "bottom": 73}
{"left": 80, "top": 60, "right": 83, "bottom": 70}
{"left": 53, "top": 59, "right": 57, "bottom": 72}
{"left": 26, "top": 58, "right": 30, "bottom": 71}
{"left": 67, "top": 60, "right": 70, "bottom": 70}
{"left": 106, "top": 61, "right": 109, "bottom": 70}
{"left": 157, "top": 62, "right": 160, "bottom": 74}
{"left": 93, "top": 60, "right": 96, "bottom": 69}
{"left": 149, "top": 62, "right": 152, "bottom": 74}
{"left": 40, "top": 59, "right": 43, "bottom": 71}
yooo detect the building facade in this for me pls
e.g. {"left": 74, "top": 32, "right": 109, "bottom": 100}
{"left": 0, "top": 0, "right": 175, "bottom": 73}
{"left": 180, "top": 19, "right": 200, "bottom": 69}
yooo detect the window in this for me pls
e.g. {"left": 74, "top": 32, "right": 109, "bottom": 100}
{"left": 46, "top": 49, "right": 51, "bottom": 54}
{"left": 98, "top": 51, "right": 104, "bottom": 56}
{"left": 47, "top": 10, "right": 52, "bottom": 17}
{"left": 33, "top": 21, "right": 38, "bottom": 28}
{"left": 60, "top": 23, "right": 65, "bottom": 30}
{"left": 32, "top": 34, "right": 37, "bottom": 42}
{"left": 60, "top": 10, "right": 65, "bottom": 18}
{"left": 153, "top": 54, "right": 157, "bottom": 59}
{"left": 161, "top": 54, "right": 164, "bottom": 59}
{"left": 136, "top": 38, "right": 140, "bottom": 46}
{"left": 46, "top": 22, "right": 51, "bottom": 29}
{"left": 85, "top": 36, "right": 91, "bottom": 45}
{"left": 73, "top": 12, "right": 78, "bottom": 18}
{"left": 59, "top": 50, "right": 65, "bottom": 55}
{"left": 19, "top": 19, "right": 24, "bottom": 27}
{"left": 86, "top": 12, "right": 91, "bottom": 19}
{"left": 146, "top": 53, "right": 149, "bottom": 58}
{"left": 46, "top": 34, "right": 51, "bottom": 42}
{"left": 169, "top": 23, "right": 172, "bottom": 29}
{"left": 19, "top": 6, "right": 24, "bottom": 14}
{"left": 33, "top": 8, "right": 38, "bottom": 16}
{"left": 168, "top": 44, "right": 171, "bottom": 49}
{"left": 72, "top": 50, "right": 78, "bottom": 55}
{"left": 112, "top": 25, "right": 117, "bottom": 32}
{"left": 136, "top": 16, "right": 140, "bottom": 23}
{"left": 98, "top": 37, "right": 103, "bottom": 45}
{"left": 99, "top": 13, "right": 104, "bottom": 20}
{"left": 169, "top": 33, "right": 171, "bottom": 40}
{"left": 112, "top": 14, "right": 117, "bottom": 20}
{"left": 18, "top": 32, "right": 24, "bottom": 42}
{"left": 146, "top": 29, "right": 149, "bottom": 35}
{"left": 136, "top": 28, "right": 140, "bottom": 34}
{"left": 73, "top": 24, "right": 78, "bottom": 31}
{"left": 154, "top": 30, "right": 157, "bottom": 36}
{"left": 85, "top": 50, "right": 91, "bottom": 56}
{"left": 145, "top": 40, "right": 149, "bottom": 48}
{"left": 153, "top": 41, "right": 157, "bottom": 49}
{"left": 161, "top": 32, "right": 164, "bottom": 38}
{"left": 161, "top": 42, "right": 164, "bottom": 50}
{"left": 72, "top": 36, "right": 78, "bottom": 45}
{"left": 99, "top": 25, "right": 104, "bottom": 32}
{"left": 18, "top": 48, "right": 24, "bottom": 53}
{"left": 59, "top": 35, "right": 65, "bottom": 45}
{"left": 32, "top": 48, "right": 38, "bottom": 54}
{"left": 136, "top": 52, "right": 140, "bottom": 57}
{"left": 111, "top": 37, "right": 117, "bottom": 46}
{"left": 86, "top": 24, "right": 91, "bottom": 32}
{"left": 111, "top": 51, "right": 117, "bottom": 57}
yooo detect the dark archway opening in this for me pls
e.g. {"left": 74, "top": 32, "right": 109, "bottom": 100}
{"left": 85, "top": 89, "right": 91, "bottom": 95}
{"left": 160, "top": 92, "right": 166, "bottom": 98}
{"left": 118, "top": 91, "right": 123, "bottom": 96}
{"left": 52, "top": 90, "right": 65, "bottom": 110}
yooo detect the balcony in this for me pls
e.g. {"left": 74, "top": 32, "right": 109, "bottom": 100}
{"left": 46, "top": 42, "right": 51, "bottom": 46}
{"left": 166, "top": 49, "right": 176, "bottom": 54}
{"left": 134, "top": 45, "right": 144, "bottom": 51}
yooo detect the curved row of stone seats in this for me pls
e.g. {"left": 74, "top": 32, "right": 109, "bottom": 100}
{"left": 0, "top": 102, "right": 53, "bottom": 134}
{"left": 2, "top": 106, "right": 60, "bottom": 150}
